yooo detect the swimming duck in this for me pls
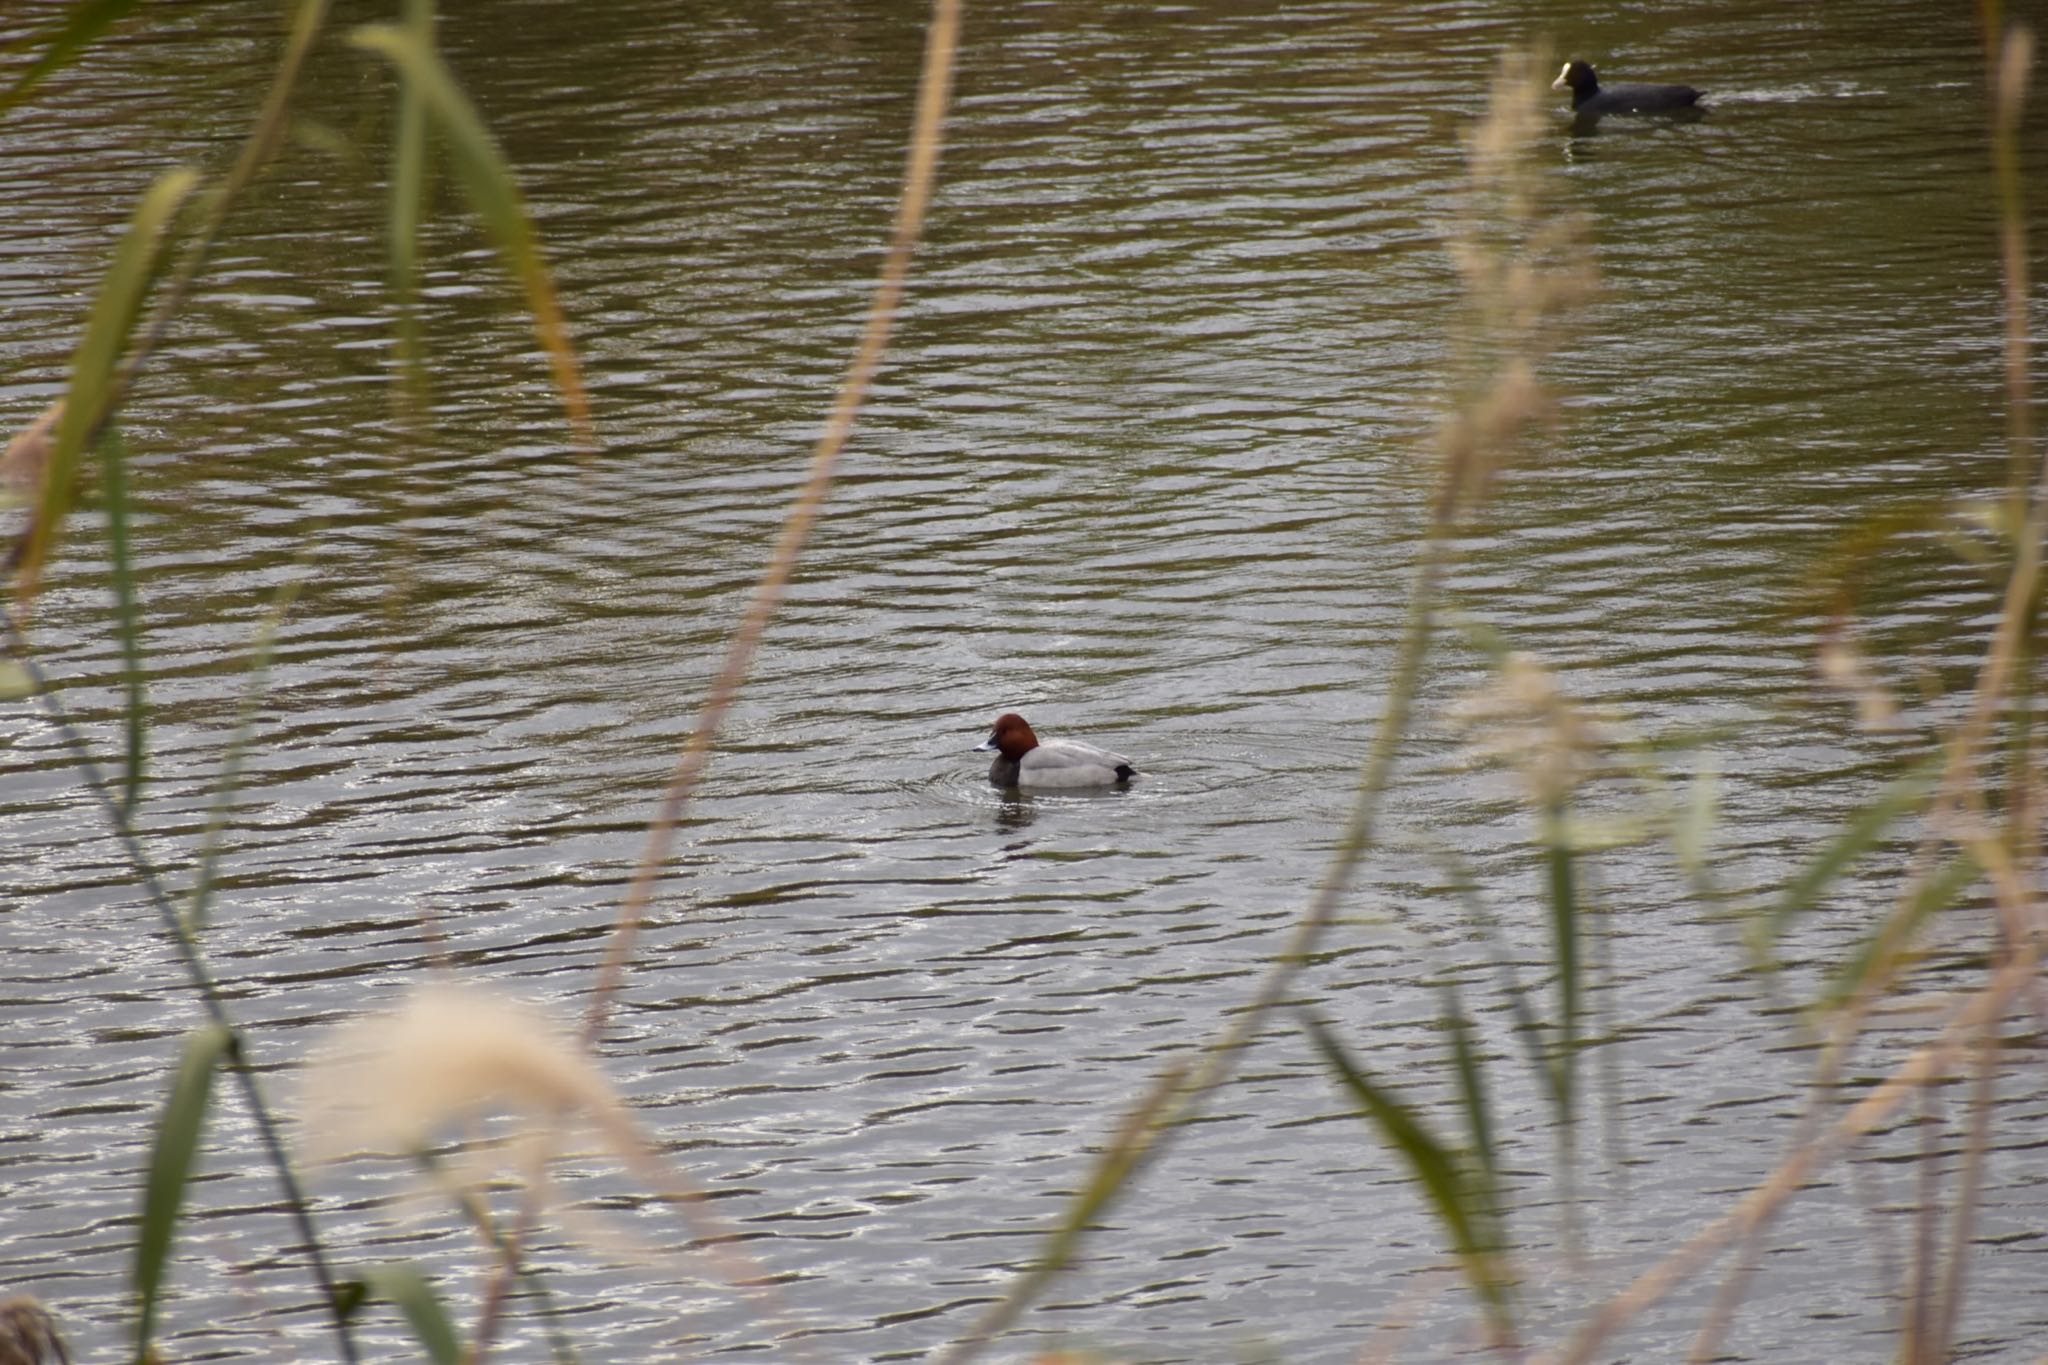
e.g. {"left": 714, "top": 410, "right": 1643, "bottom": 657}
{"left": 1552, "top": 60, "right": 1701, "bottom": 118}
{"left": 976, "top": 713, "right": 1137, "bottom": 789}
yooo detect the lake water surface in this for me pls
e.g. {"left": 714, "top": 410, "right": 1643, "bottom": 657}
{"left": 5, "top": 1, "right": 2046, "bottom": 1361}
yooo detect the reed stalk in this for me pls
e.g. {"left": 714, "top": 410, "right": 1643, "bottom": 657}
{"left": 0, "top": 619, "right": 359, "bottom": 1363}
{"left": 579, "top": 0, "right": 962, "bottom": 1047}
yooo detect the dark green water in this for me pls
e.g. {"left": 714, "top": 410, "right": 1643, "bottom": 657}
{"left": 4, "top": 1, "right": 2044, "bottom": 1360}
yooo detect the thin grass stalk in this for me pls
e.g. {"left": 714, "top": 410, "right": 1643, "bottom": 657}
{"left": 1931, "top": 1023, "right": 2000, "bottom": 1356}
{"left": 1, "top": 613, "right": 359, "bottom": 1363}
{"left": 1688, "top": 35, "right": 2044, "bottom": 1362}
{"left": 1983, "top": 10, "right": 2033, "bottom": 500}
{"left": 123, "top": 0, "right": 328, "bottom": 370}
{"left": 412, "top": 1153, "right": 578, "bottom": 1365}
{"left": 97, "top": 424, "right": 144, "bottom": 814}
{"left": 1692, "top": 859, "right": 1996, "bottom": 1365}
{"left": 1906, "top": 1087, "right": 1943, "bottom": 1364}
{"left": 1434, "top": 849, "right": 1561, "bottom": 1105}
{"left": 459, "top": 1135, "right": 551, "bottom": 1365}
{"left": 1541, "top": 799, "right": 1582, "bottom": 1258}
{"left": 0, "top": 0, "right": 150, "bottom": 111}
{"left": 1936, "top": 21, "right": 2040, "bottom": 948}
{"left": 1683, "top": 1216, "right": 1764, "bottom": 1364}
{"left": 579, "top": 0, "right": 961, "bottom": 1050}
{"left": 934, "top": 1057, "right": 1196, "bottom": 1365}
{"left": 1537, "top": 959, "right": 2035, "bottom": 1365}
{"left": 345, "top": 22, "right": 592, "bottom": 452}
{"left": 385, "top": 0, "right": 434, "bottom": 431}
{"left": 1687, "top": 974, "right": 1882, "bottom": 1363}
{"left": 1587, "top": 858, "right": 1627, "bottom": 1195}
{"left": 1543, "top": 803, "right": 1579, "bottom": 1095}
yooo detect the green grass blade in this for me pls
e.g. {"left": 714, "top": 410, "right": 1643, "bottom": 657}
{"left": 386, "top": 0, "right": 432, "bottom": 296}
{"left": 0, "top": 0, "right": 147, "bottom": 114}
{"left": 1820, "top": 854, "right": 1983, "bottom": 1013}
{"left": 1430, "top": 843, "right": 1561, "bottom": 1109}
{"left": 18, "top": 165, "right": 198, "bottom": 603}
{"left": 133, "top": 1023, "right": 233, "bottom": 1361}
{"left": 1303, "top": 1011, "right": 1509, "bottom": 1326}
{"left": 98, "top": 422, "right": 146, "bottom": 815}
{"left": 1746, "top": 756, "right": 1942, "bottom": 971}
{"left": 348, "top": 22, "right": 593, "bottom": 451}
{"left": 342, "top": 1265, "right": 462, "bottom": 1365}
{"left": 1541, "top": 801, "right": 1579, "bottom": 1119}
{"left": 1442, "top": 988, "right": 1498, "bottom": 1198}
{"left": 384, "top": 0, "right": 436, "bottom": 429}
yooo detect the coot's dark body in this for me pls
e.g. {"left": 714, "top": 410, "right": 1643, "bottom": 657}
{"left": 1553, "top": 60, "right": 1701, "bottom": 118}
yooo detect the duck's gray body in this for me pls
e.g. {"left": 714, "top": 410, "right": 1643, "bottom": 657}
{"left": 977, "top": 713, "right": 1137, "bottom": 789}
{"left": 986, "top": 737, "right": 1137, "bottom": 788}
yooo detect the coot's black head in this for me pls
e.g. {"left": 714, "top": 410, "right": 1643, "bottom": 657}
{"left": 1552, "top": 60, "right": 1599, "bottom": 101}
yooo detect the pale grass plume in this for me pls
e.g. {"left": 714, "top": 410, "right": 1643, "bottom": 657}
{"left": 1450, "top": 650, "right": 1607, "bottom": 807}
{"left": 296, "top": 981, "right": 777, "bottom": 1297}
{"left": 301, "top": 983, "right": 627, "bottom": 1163}
{"left": 1816, "top": 618, "right": 1905, "bottom": 733}
{"left": 1438, "top": 51, "right": 1597, "bottom": 518}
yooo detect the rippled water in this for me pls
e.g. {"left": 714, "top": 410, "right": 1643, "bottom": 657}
{"left": 6, "top": 1, "right": 2046, "bottom": 1360}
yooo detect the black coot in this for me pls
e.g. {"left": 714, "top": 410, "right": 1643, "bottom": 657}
{"left": 1552, "top": 60, "right": 1701, "bottom": 118}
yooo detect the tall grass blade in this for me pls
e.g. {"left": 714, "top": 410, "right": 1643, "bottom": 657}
{"left": 133, "top": 1024, "right": 232, "bottom": 1361}
{"left": 386, "top": 0, "right": 432, "bottom": 298}
{"left": 1431, "top": 845, "right": 1562, "bottom": 1109}
{"left": 384, "top": 0, "right": 435, "bottom": 425}
{"left": 1442, "top": 988, "right": 1498, "bottom": 1196}
{"left": 1819, "top": 854, "right": 1982, "bottom": 1013}
{"left": 1542, "top": 802, "right": 1579, "bottom": 1119}
{"left": 340, "top": 1265, "right": 461, "bottom": 1365}
{"left": 0, "top": 0, "right": 146, "bottom": 113}
{"left": 17, "top": 165, "right": 198, "bottom": 604}
{"left": 1745, "top": 757, "right": 1941, "bottom": 971}
{"left": 98, "top": 423, "right": 145, "bottom": 815}
{"left": 1302, "top": 1012, "right": 1511, "bottom": 1331}
{"left": 5, "top": 618, "right": 359, "bottom": 1365}
{"left": 348, "top": 23, "right": 592, "bottom": 452}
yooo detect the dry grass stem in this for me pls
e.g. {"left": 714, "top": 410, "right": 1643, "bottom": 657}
{"left": 1539, "top": 959, "right": 2036, "bottom": 1365}
{"left": 1450, "top": 650, "right": 1607, "bottom": 806}
{"left": 1, "top": 402, "right": 64, "bottom": 571}
{"left": 0, "top": 1298, "right": 68, "bottom": 1365}
{"left": 580, "top": 0, "right": 961, "bottom": 1053}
